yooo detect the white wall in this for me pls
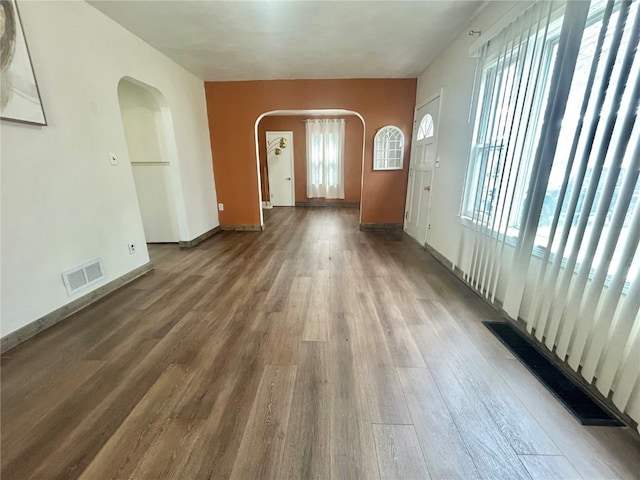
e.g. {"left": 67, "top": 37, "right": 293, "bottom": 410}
{"left": 118, "top": 81, "right": 166, "bottom": 165}
{"left": 118, "top": 80, "right": 181, "bottom": 242}
{"left": 130, "top": 166, "right": 181, "bottom": 242}
{"left": 1, "top": 0, "right": 218, "bottom": 337}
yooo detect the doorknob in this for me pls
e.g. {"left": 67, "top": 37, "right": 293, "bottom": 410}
{"left": 285, "top": 177, "right": 291, "bottom": 180}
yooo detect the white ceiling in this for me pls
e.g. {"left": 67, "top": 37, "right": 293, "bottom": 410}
{"left": 89, "top": 0, "right": 488, "bottom": 81}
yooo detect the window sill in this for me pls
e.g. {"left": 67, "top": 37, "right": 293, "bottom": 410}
{"left": 458, "top": 215, "right": 630, "bottom": 295}
{"left": 459, "top": 215, "right": 518, "bottom": 247}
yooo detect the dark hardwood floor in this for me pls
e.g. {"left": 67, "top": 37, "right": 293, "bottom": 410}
{"left": 2, "top": 207, "right": 639, "bottom": 479}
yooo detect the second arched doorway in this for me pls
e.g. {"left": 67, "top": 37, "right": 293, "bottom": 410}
{"left": 254, "top": 109, "right": 366, "bottom": 229}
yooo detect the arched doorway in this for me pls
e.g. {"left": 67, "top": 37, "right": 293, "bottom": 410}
{"left": 117, "top": 77, "right": 187, "bottom": 243}
{"left": 254, "top": 109, "right": 366, "bottom": 228}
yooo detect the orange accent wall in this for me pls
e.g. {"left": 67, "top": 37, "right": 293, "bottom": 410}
{"left": 205, "top": 79, "right": 417, "bottom": 226}
{"left": 258, "top": 115, "right": 364, "bottom": 204}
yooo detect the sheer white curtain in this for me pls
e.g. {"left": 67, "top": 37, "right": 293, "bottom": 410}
{"left": 306, "top": 119, "right": 345, "bottom": 199}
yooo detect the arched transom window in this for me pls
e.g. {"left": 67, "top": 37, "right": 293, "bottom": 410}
{"left": 373, "top": 125, "right": 404, "bottom": 170}
{"left": 417, "top": 114, "right": 434, "bottom": 141}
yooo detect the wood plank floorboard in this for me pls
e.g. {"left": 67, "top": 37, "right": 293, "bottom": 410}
{"left": 327, "top": 312, "right": 380, "bottom": 480}
{"left": 397, "top": 367, "right": 481, "bottom": 479}
{"left": 229, "top": 364, "right": 297, "bottom": 480}
{"left": 420, "top": 308, "right": 561, "bottom": 456}
{"left": 372, "top": 424, "right": 431, "bottom": 480}
{"left": 2, "top": 207, "right": 639, "bottom": 479}
{"left": 410, "top": 325, "right": 533, "bottom": 480}
{"left": 279, "top": 342, "right": 332, "bottom": 480}
{"left": 519, "top": 455, "right": 583, "bottom": 480}
{"left": 489, "top": 357, "right": 640, "bottom": 479}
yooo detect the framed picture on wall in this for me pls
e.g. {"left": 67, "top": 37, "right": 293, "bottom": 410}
{"left": 1, "top": 0, "right": 47, "bottom": 126}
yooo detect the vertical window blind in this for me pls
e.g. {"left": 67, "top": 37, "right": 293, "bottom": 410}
{"left": 463, "top": 0, "right": 564, "bottom": 300}
{"left": 462, "top": 0, "right": 640, "bottom": 420}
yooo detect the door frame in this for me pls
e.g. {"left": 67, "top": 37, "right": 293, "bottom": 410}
{"left": 405, "top": 88, "right": 443, "bottom": 245}
{"left": 266, "top": 131, "right": 295, "bottom": 207}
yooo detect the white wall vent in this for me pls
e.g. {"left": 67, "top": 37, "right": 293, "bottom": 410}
{"left": 62, "top": 258, "right": 105, "bottom": 296}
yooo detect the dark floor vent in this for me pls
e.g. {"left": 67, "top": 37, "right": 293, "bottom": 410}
{"left": 483, "top": 321, "right": 622, "bottom": 426}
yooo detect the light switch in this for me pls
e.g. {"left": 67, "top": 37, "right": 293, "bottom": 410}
{"left": 109, "top": 153, "right": 118, "bottom": 166}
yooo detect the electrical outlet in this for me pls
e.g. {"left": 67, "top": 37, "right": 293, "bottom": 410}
{"left": 128, "top": 243, "right": 136, "bottom": 255}
{"left": 218, "top": 203, "right": 224, "bottom": 211}
{"left": 109, "top": 153, "right": 118, "bottom": 166}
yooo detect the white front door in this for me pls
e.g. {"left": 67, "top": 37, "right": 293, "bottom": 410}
{"left": 266, "top": 131, "right": 295, "bottom": 207}
{"left": 404, "top": 95, "right": 440, "bottom": 245}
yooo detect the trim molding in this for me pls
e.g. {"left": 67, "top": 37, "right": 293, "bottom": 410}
{"left": 296, "top": 201, "right": 360, "bottom": 208}
{"left": 1, "top": 262, "right": 154, "bottom": 354}
{"left": 423, "top": 242, "right": 467, "bottom": 278}
{"left": 179, "top": 226, "right": 221, "bottom": 248}
{"left": 131, "top": 161, "right": 170, "bottom": 166}
{"left": 359, "top": 223, "right": 403, "bottom": 231}
{"left": 220, "top": 225, "right": 264, "bottom": 231}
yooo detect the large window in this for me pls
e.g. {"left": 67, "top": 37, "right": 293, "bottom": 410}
{"left": 462, "top": 2, "right": 562, "bottom": 237}
{"left": 306, "top": 119, "right": 345, "bottom": 199}
{"left": 539, "top": 0, "right": 640, "bottom": 281}
{"left": 460, "top": 0, "right": 640, "bottom": 426}
{"left": 462, "top": 0, "right": 639, "bottom": 285}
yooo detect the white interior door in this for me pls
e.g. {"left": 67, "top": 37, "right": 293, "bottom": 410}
{"left": 404, "top": 96, "right": 440, "bottom": 245}
{"left": 266, "top": 131, "right": 294, "bottom": 207}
